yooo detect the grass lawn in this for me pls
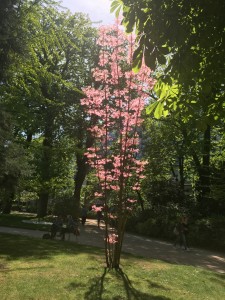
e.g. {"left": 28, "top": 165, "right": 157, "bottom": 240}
{"left": 0, "top": 233, "right": 224, "bottom": 300}
{"left": 0, "top": 212, "right": 52, "bottom": 231}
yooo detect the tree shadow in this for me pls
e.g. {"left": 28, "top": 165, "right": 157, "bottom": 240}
{"left": 0, "top": 232, "right": 103, "bottom": 261}
{"left": 208, "top": 272, "right": 225, "bottom": 287}
{"left": 82, "top": 267, "right": 171, "bottom": 300}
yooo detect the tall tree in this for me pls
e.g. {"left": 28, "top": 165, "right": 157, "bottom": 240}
{"left": 0, "top": 0, "right": 48, "bottom": 213}
{"left": 81, "top": 22, "right": 155, "bottom": 268}
{"left": 111, "top": 0, "right": 225, "bottom": 117}
{"left": 112, "top": 0, "right": 225, "bottom": 215}
{"left": 25, "top": 8, "right": 97, "bottom": 217}
{"left": 1, "top": 4, "right": 98, "bottom": 216}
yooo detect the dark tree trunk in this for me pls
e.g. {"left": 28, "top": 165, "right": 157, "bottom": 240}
{"left": 179, "top": 156, "right": 185, "bottom": 190}
{"left": 2, "top": 195, "right": 13, "bottom": 214}
{"left": 72, "top": 154, "right": 88, "bottom": 218}
{"left": 183, "top": 125, "right": 212, "bottom": 216}
{"left": 2, "top": 174, "right": 17, "bottom": 214}
{"left": 37, "top": 191, "right": 49, "bottom": 217}
{"left": 72, "top": 128, "right": 94, "bottom": 218}
{"left": 198, "top": 124, "right": 211, "bottom": 215}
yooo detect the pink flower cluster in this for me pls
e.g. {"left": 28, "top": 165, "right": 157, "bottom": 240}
{"left": 81, "top": 22, "right": 155, "bottom": 209}
{"left": 105, "top": 233, "right": 118, "bottom": 244}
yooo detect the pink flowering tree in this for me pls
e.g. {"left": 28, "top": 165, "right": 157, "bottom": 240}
{"left": 81, "top": 22, "right": 155, "bottom": 269}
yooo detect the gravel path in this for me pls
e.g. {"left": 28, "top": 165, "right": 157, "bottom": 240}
{"left": 0, "top": 219, "right": 224, "bottom": 274}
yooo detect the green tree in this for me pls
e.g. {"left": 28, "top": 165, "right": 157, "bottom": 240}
{"left": 1, "top": 3, "right": 98, "bottom": 216}
{"left": 112, "top": 0, "right": 225, "bottom": 121}
{"left": 0, "top": 0, "right": 47, "bottom": 213}
{"left": 112, "top": 0, "right": 225, "bottom": 216}
{"left": 20, "top": 7, "right": 97, "bottom": 217}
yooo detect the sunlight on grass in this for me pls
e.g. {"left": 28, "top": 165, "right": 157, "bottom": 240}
{"left": 0, "top": 233, "right": 224, "bottom": 299}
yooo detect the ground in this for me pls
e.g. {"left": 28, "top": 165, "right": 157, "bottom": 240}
{"left": 0, "top": 219, "right": 224, "bottom": 274}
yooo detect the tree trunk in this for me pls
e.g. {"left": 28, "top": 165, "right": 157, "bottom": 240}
{"left": 183, "top": 125, "right": 211, "bottom": 216}
{"left": 2, "top": 174, "right": 17, "bottom": 214}
{"left": 179, "top": 156, "right": 185, "bottom": 190}
{"left": 72, "top": 154, "right": 88, "bottom": 218}
{"left": 37, "top": 191, "right": 49, "bottom": 217}
{"left": 105, "top": 214, "right": 127, "bottom": 269}
{"left": 37, "top": 115, "right": 53, "bottom": 217}
{"left": 72, "top": 129, "right": 94, "bottom": 218}
{"left": 198, "top": 124, "right": 211, "bottom": 215}
{"left": 2, "top": 192, "right": 14, "bottom": 214}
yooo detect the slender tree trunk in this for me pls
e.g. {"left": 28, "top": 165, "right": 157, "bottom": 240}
{"left": 2, "top": 191, "right": 14, "bottom": 214}
{"left": 183, "top": 125, "right": 211, "bottom": 215}
{"left": 2, "top": 174, "right": 17, "bottom": 214}
{"left": 72, "top": 129, "right": 94, "bottom": 218}
{"left": 198, "top": 124, "right": 211, "bottom": 215}
{"left": 179, "top": 156, "right": 185, "bottom": 190}
{"left": 72, "top": 154, "right": 88, "bottom": 218}
{"left": 37, "top": 110, "right": 54, "bottom": 217}
{"left": 37, "top": 191, "right": 49, "bottom": 217}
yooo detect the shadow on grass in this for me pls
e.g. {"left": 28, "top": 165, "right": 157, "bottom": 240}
{"left": 208, "top": 273, "right": 225, "bottom": 288}
{"left": 0, "top": 233, "right": 103, "bottom": 261}
{"left": 81, "top": 267, "right": 171, "bottom": 300}
{"left": 0, "top": 213, "right": 51, "bottom": 231}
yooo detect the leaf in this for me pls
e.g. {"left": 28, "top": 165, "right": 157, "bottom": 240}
{"left": 145, "top": 51, "right": 156, "bottom": 70}
{"left": 126, "top": 14, "right": 136, "bottom": 32}
{"left": 132, "top": 47, "right": 143, "bottom": 73}
{"left": 154, "top": 101, "right": 164, "bottom": 119}
{"left": 146, "top": 101, "right": 159, "bottom": 115}
{"left": 173, "top": 101, "right": 177, "bottom": 110}
{"left": 115, "top": 7, "right": 121, "bottom": 18}
{"left": 146, "top": 99, "right": 167, "bottom": 119}
{"left": 110, "top": 0, "right": 122, "bottom": 13}
{"left": 163, "top": 109, "right": 169, "bottom": 117}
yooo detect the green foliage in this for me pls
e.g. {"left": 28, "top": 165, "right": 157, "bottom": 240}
{"left": 116, "top": 0, "right": 225, "bottom": 125}
{"left": 110, "top": 0, "right": 123, "bottom": 18}
{"left": 0, "top": 1, "right": 98, "bottom": 216}
{"left": 51, "top": 195, "right": 75, "bottom": 216}
{"left": 126, "top": 210, "right": 225, "bottom": 252}
{"left": 141, "top": 114, "right": 225, "bottom": 216}
{"left": 146, "top": 79, "right": 179, "bottom": 119}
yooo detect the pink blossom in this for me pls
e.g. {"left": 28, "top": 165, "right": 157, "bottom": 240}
{"left": 127, "top": 199, "right": 137, "bottom": 203}
{"left": 92, "top": 205, "right": 103, "bottom": 212}
{"left": 80, "top": 22, "right": 154, "bottom": 222}
{"left": 106, "top": 234, "right": 118, "bottom": 244}
{"left": 94, "top": 192, "right": 103, "bottom": 197}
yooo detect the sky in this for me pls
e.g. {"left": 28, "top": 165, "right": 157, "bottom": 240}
{"left": 59, "top": 0, "right": 115, "bottom": 25}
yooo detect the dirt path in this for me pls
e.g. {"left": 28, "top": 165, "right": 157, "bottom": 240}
{"left": 0, "top": 219, "right": 224, "bottom": 274}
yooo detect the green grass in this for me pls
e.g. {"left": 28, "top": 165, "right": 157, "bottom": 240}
{"left": 0, "top": 233, "right": 224, "bottom": 300}
{"left": 0, "top": 212, "right": 52, "bottom": 231}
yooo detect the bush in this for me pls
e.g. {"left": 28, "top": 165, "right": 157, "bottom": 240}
{"left": 126, "top": 211, "right": 225, "bottom": 252}
{"left": 189, "top": 216, "right": 225, "bottom": 251}
{"left": 51, "top": 196, "right": 74, "bottom": 216}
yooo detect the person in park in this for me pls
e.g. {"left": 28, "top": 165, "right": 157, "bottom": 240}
{"left": 81, "top": 205, "right": 88, "bottom": 226}
{"left": 50, "top": 216, "right": 63, "bottom": 239}
{"left": 173, "top": 220, "right": 182, "bottom": 248}
{"left": 180, "top": 216, "right": 189, "bottom": 250}
{"left": 97, "top": 210, "right": 103, "bottom": 228}
{"left": 66, "top": 215, "right": 79, "bottom": 233}
{"left": 173, "top": 216, "right": 189, "bottom": 250}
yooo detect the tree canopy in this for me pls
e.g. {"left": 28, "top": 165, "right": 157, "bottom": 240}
{"left": 111, "top": 0, "right": 225, "bottom": 124}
